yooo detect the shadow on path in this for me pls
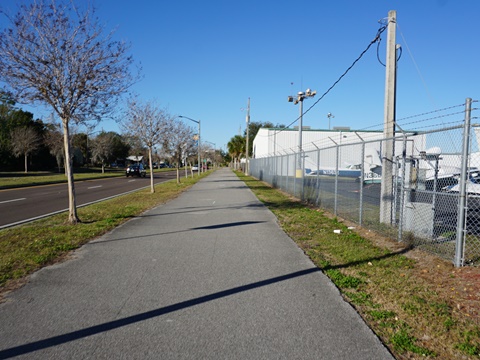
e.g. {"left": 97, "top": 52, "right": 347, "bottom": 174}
{"left": 0, "top": 268, "right": 320, "bottom": 359}
{"left": 89, "top": 221, "right": 266, "bottom": 245}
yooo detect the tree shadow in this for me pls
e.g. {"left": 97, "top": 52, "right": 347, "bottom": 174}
{"left": 0, "top": 267, "right": 320, "bottom": 358}
{"left": 192, "top": 221, "right": 266, "bottom": 230}
{"left": 131, "top": 202, "right": 267, "bottom": 219}
{"left": 0, "top": 242, "right": 413, "bottom": 358}
{"left": 89, "top": 220, "right": 267, "bottom": 245}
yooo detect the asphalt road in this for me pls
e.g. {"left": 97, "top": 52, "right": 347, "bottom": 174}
{"left": 0, "top": 171, "right": 178, "bottom": 228}
{"left": 0, "top": 168, "right": 393, "bottom": 359}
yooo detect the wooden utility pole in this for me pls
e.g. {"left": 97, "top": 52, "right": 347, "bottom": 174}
{"left": 380, "top": 10, "right": 397, "bottom": 224}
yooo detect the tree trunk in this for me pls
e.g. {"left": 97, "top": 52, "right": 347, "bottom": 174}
{"left": 176, "top": 166, "right": 180, "bottom": 184}
{"left": 56, "top": 154, "right": 62, "bottom": 173}
{"left": 148, "top": 147, "right": 154, "bottom": 193}
{"left": 62, "top": 119, "right": 80, "bottom": 224}
{"left": 24, "top": 154, "right": 28, "bottom": 173}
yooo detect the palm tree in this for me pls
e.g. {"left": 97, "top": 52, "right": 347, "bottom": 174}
{"left": 227, "top": 135, "right": 245, "bottom": 170}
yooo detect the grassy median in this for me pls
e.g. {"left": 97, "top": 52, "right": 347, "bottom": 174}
{"left": 0, "top": 168, "right": 177, "bottom": 189}
{"left": 236, "top": 172, "right": 480, "bottom": 359}
{"left": 0, "top": 171, "right": 209, "bottom": 294}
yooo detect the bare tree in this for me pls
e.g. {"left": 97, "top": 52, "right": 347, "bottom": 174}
{"left": 90, "top": 132, "right": 114, "bottom": 173}
{"left": 10, "top": 127, "right": 41, "bottom": 173}
{"left": 0, "top": 1, "right": 138, "bottom": 223}
{"left": 44, "top": 125, "right": 65, "bottom": 173}
{"left": 122, "top": 99, "right": 173, "bottom": 193}
{"left": 164, "top": 120, "right": 196, "bottom": 184}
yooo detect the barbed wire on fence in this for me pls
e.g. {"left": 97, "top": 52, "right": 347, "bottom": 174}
{"left": 397, "top": 111, "right": 466, "bottom": 128}
{"left": 396, "top": 103, "right": 465, "bottom": 122}
{"left": 407, "top": 119, "right": 465, "bottom": 132}
{"left": 357, "top": 104, "right": 478, "bottom": 132}
{"left": 257, "top": 101, "right": 478, "bottom": 159}
{"left": 300, "top": 131, "right": 389, "bottom": 152}
{"left": 259, "top": 121, "right": 475, "bottom": 159}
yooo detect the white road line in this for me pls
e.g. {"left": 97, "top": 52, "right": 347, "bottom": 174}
{"left": 0, "top": 198, "right": 26, "bottom": 204}
{"left": 88, "top": 185, "right": 102, "bottom": 189}
{"left": 1, "top": 175, "right": 176, "bottom": 229}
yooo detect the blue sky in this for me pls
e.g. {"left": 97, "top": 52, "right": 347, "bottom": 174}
{"left": 2, "top": 0, "right": 479, "bottom": 152}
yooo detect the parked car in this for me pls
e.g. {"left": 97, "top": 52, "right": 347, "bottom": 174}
{"left": 191, "top": 165, "right": 199, "bottom": 171}
{"left": 126, "top": 164, "right": 146, "bottom": 177}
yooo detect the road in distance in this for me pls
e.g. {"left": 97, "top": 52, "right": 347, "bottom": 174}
{"left": 0, "top": 172, "right": 178, "bottom": 228}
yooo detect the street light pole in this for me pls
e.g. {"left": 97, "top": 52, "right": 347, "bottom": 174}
{"left": 245, "top": 97, "right": 250, "bottom": 175}
{"left": 178, "top": 115, "right": 201, "bottom": 176}
{"left": 204, "top": 140, "right": 216, "bottom": 168}
{"left": 327, "top": 112, "right": 335, "bottom": 130}
{"left": 288, "top": 88, "right": 316, "bottom": 178}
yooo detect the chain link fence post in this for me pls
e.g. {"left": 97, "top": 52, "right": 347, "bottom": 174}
{"left": 357, "top": 134, "right": 366, "bottom": 226}
{"left": 454, "top": 98, "right": 472, "bottom": 267}
{"left": 397, "top": 134, "right": 408, "bottom": 243}
{"left": 334, "top": 143, "right": 339, "bottom": 216}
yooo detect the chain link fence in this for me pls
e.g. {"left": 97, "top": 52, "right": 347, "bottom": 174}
{"left": 250, "top": 100, "right": 479, "bottom": 266}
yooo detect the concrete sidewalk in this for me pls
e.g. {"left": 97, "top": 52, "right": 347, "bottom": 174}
{"left": 0, "top": 169, "right": 393, "bottom": 359}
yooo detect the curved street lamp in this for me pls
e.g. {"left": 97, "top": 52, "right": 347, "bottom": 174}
{"left": 178, "top": 115, "right": 201, "bottom": 175}
{"left": 204, "top": 140, "right": 216, "bottom": 168}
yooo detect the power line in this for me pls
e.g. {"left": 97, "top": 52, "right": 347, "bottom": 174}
{"left": 258, "top": 23, "right": 389, "bottom": 139}
{"left": 397, "top": 22, "right": 436, "bottom": 108}
{"left": 302, "top": 24, "right": 388, "bottom": 116}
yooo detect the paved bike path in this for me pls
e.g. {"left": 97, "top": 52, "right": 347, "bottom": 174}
{"left": 0, "top": 168, "right": 393, "bottom": 359}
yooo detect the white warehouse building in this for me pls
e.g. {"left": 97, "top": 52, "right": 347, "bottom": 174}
{"left": 253, "top": 127, "right": 428, "bottom": 171}
{"left": 251, "top": 126, "right": 435, "bottom": 183}
{"left": 253, "top": 127, "right": 390, "bottom": 159}
{"left": 251, "top": 126, "right": 480, "bottom": 184}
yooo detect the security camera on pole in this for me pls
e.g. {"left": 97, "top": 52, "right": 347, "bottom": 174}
{"left": 288, "top": 88, "right": 316, "bottom": 178}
